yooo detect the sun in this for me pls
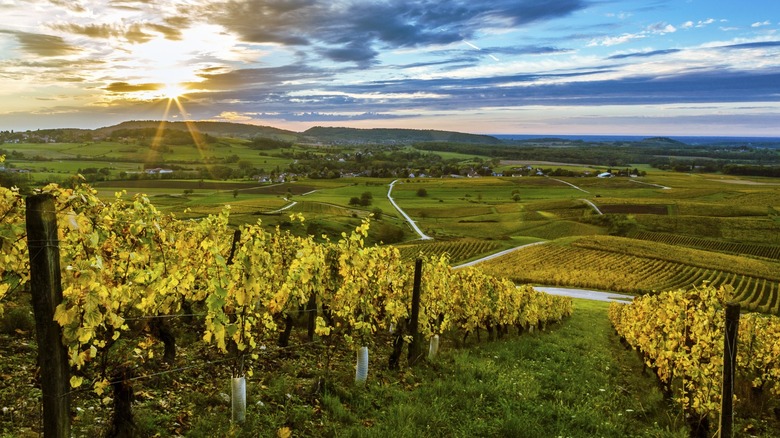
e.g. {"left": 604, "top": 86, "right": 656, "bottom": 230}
{"left": 159, "top": 83, "right": 187, "bottom": 100}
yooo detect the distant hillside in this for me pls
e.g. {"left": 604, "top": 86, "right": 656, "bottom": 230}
{"left": 94, "top": 121, "right": 299, "bottom": 141}
{"left": 88, "top": 121, "right": 500, "bottom": 146}
{"left": 301, "top": 126, "right": 502, "bottom": 145}
{"left": 638, "top": 137, "right": 688, "bottom": 147}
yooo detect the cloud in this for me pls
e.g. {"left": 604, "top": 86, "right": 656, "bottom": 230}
{"left": 270, "top": 112, "right": 408, "bottom": 122}
{"left": 588, "top": 21, "right": 676, "bottom": 47}
{"left": 211, "top": 111, "right": 256, "bottom": 122}
{"left": 107, "top": 0, "right": 158, "bottom": 11}
{"left": 0, "top": 30, "right": 80, "bottom": 56}
{"left": 697, "top": 18, "right": 715, "bottom": 28}
{"left": 49, "top": 22, "right": 161, "bottom": 44}
{"left": 588, "top": 32, "right": 645, "bottom": 47}
{"left": 47, "top": 0, "right": 87, "bottom": 14}
{"left": 608, "top": 49, "right": 682, "bottom": 60}
{"left": 199, "top": 0, "right": 590, "bottom": 65}
{"left": 104, "top": 82, "right": 160, "bottom": 93}
{"left": 318, "top": 41, "right": 379, "bottom": 66}
{"left": 490, "top": 45, "right": 571, "bottom": 56}
{"left": 719, "top": 40, "right": 780, "bottom": 50}
{"left": 194, "top": 65, "right": 327, "bottom": 92}
{"left": 751, "top": 21, "right": 772, "bottom": 28}
{"left": 647, "top": 22, "right": 676, "bottom": 34}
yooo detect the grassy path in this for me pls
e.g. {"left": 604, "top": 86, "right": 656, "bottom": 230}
{"left": 2, "top": 300, "right": 689, "bottom": 436}
{"left": 310, "top": 299, "right": 686, "bottom": 437}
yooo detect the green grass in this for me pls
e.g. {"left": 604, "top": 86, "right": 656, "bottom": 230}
{"left": 173, "top": 299, "right": 689, "bottom": 437}
{"left": 1, "top": 298, "right": 703, "bottom": 437}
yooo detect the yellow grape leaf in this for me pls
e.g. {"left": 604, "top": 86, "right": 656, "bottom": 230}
{"left": 94, "top": 379, "right": 109, "bottom": 396}
{"left": 277, "top": 426, "right": 292, "bottom": 438}
{"left": 70, "top": 375, "right": 84, "bottom": 388}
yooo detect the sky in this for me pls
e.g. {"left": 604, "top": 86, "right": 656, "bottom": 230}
{"left": 0, "top": 0, "right": 779, "bottom": 136}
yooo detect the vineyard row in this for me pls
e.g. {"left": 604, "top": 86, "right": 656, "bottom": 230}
{"left": 395, "top": 239, "right": 502, "bottom": 264}
{"left": 609, "top": 284, "right": 780, "bottom": 435}
{"left": 1, "top": 181, "right": 574, "bottom": 426}
{"left": 631, "top": 231, "right": 780, "bottom": 261}
{"left": 479, "top": 242, "right": 780, "bottom": 315}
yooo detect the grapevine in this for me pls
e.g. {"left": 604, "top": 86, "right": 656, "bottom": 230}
{"left": 1, "top": 180, "right": 575, "bottom": 432}
{"left": 610, "top": 283, "right": 780, "bottom": 430}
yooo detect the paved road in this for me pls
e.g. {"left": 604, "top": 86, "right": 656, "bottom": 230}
{"left": 580, "top": 198, "right": 603, "bottom": 215}
{"left": 387, "top": 179, "right": 432, "bottom": 240}
{"left": 533, "top": 287, "right": 634, "bottom": 303}
{"left": 267, "top": 201, "right": 297, "bottom": 214}
{"left": 548, "top": 177, "right": 590, "bottom": 193}
{"left": 453, "top": 241, "right": 547, "bottom": 269}
{"left": 630, "top": 179, "right": 671, "bottom": 190}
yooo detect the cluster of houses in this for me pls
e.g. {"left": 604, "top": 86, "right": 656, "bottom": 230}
{"left": 0, "top": 166, "right": 30, "bottom": 173}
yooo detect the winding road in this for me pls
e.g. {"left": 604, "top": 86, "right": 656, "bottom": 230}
{"left": 387, "top": 179, "right": 432, "bottom": 240}
{"left": 580, "top": 198, "right": 603, "bottom": 215}
{"left": 533, "top": 287, "right": 634, "bottom": 303}
{"left": 385, "top": 179, "right": 634, "bottom": 303}
{"left": 452, "top": 241, "right": 547, "bottom": 269}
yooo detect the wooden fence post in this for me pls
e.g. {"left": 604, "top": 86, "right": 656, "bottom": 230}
{"left": 719, "top": 303, "right": 740, "bottom": 438}
{"left": 26, "top": 194, "right": 70, "bottom": 437}
{"left": 408, "top": 259, "right": 424, "bottom": 366}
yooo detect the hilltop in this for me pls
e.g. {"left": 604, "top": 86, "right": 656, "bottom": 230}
{"left": 11, "top": 121, "right": 504, "bottom": 146}
{"left": 301, "top": 126, "right": 503, "bottom": 145}
{"left": 93, "top": 120, "right": 299, "bottom": 141}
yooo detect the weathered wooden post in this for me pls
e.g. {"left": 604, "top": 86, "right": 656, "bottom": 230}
{"left": 719, "top": 303, "right": 740, "bottom": 438}
{"left": 408, "top": 259, "right": 424, "bottom": 366}
{"left": 26, "top": 194, "right": 70, "bottom": 437}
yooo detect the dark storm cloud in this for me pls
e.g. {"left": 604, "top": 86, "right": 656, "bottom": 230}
{"left": 0, "top": 30, "right": 80, "bottom": 56}
{"left": 201, "top": 0, "right": 591, "bottom": 64}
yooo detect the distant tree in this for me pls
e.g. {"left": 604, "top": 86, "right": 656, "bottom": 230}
{"left": 416, "top": 188, "right": 428, "bottom": 197}
{"left": 349, "top": 196, "right": 361, "bottom": 206}
{"left": 233, "top": 189, "right": 239, "bottom": 199}
{"left": 360, "top": 191, "right": 372, "bottom": 206}
{"left": 374, "top": 223, "right": 404, "bottom": 244}
{"left": 238, "top": 160, "right": 254, "bottom": 174}
{"left": 371, "top": 207, "right": 383, "bottom": 220}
